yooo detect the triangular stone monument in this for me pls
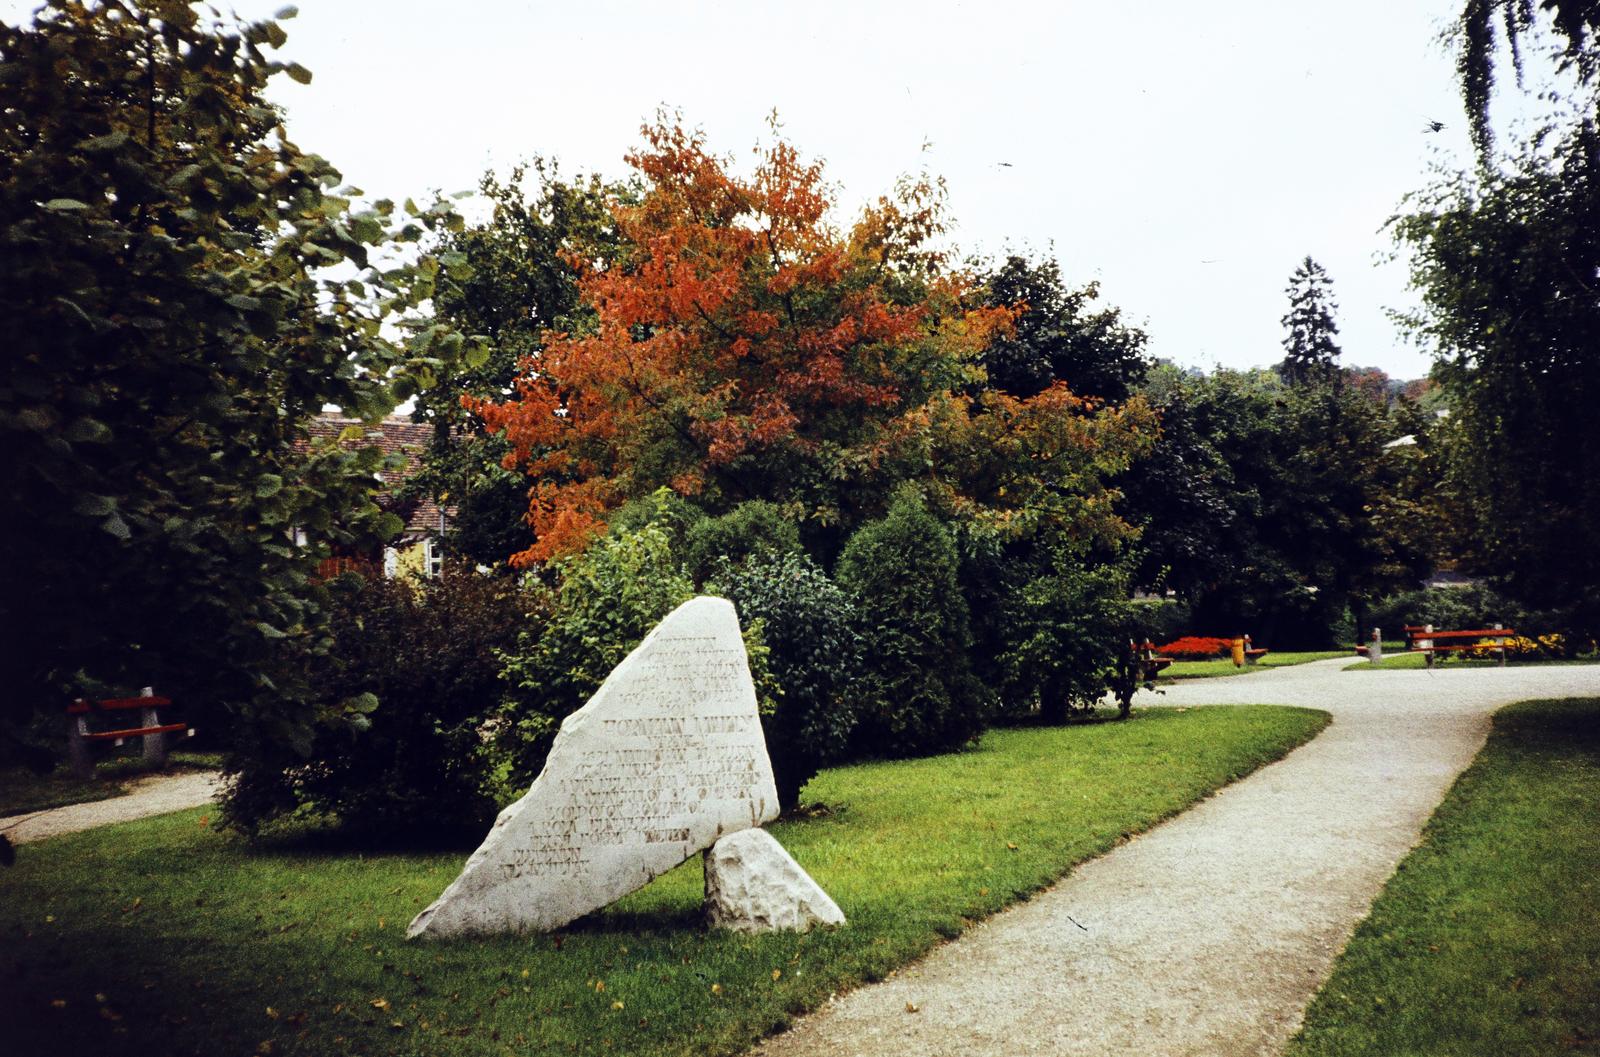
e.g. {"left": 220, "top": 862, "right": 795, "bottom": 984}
{"left": 408, "top": 596, "right": 779, "bottom": 939}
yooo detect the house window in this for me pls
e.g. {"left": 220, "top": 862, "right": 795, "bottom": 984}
{"left": 424, "top": 538, "right": 444, "bottom": 579}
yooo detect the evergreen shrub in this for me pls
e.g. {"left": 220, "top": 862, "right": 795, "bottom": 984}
{"left": 835, "top": 489, "right": 991, "bottom": 757}
{"left": 712, "top": 550, "right": 863, "bottom": 810}
{"left": 685, "top": 500, "right": 802, "bottom": 585}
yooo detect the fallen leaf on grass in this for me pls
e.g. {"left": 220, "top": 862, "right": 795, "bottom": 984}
{"left": 370, "top": 998, "right": 390, "bottom": 1011}
{"left": 771, "top": 969, "right": 782, "bottom": 981}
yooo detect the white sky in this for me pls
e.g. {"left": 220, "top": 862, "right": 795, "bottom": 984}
{"left": 9, "top": 1, "right": 1561, "bottom": 378}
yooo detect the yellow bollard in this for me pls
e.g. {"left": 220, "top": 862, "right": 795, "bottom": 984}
{"left": 1231, "top": 637, "right": 1246, "bottom": 668}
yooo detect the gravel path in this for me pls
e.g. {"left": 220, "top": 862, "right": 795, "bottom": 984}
{"left": 0, "top": 770, "right": 222, "bottom": 845}
{"left": 756, "top": 659, "right": 1600, "bottom": 1057}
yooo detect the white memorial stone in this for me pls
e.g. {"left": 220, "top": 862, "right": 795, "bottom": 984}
{"left": 704, "top": 828, "right": 846, "bottom": 933}
{"left": 408, "top": 596, "right": 778, "bottom": 939}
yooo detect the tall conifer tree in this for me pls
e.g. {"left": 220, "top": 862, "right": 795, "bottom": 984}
{"left": 1277, "top": 256, "right": 1343, "bottom": 386}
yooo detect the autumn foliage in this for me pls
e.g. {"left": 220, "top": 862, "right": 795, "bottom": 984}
{"left": 470, "top": 118, "right": 1153, "bottom": 565}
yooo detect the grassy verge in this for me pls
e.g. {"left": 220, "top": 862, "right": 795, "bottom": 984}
{"left": 1, "top": 705, "right": 1326, "bottom": 1057}
{"left": 1163, "top": 651, "right": 1349, "bottom": 679}
{"left": 1286, "top": 697, "right": 1600, "bottom": 1057}
{"left": 0, "top": 752, "right": 223, "bottom": 817}
{"left": 1344, "top": 653, "right": 1600, "bottom": 672}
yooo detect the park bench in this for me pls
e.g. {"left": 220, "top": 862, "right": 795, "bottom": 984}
{"left": 67, "top": 687, "right": 193, "bottom": 779}
{"left": 1405, "top": 624, "right": 1516, "bottom": 668}
{"left": 1132, "top": 639, "right": 1174, "bottom": 678}
{"left": 1239, "top": 635, "right": 1269, "bottom": 666}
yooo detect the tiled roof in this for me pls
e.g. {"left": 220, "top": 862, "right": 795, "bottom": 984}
{"left": 305, "top": 413, "right": 457, "bottom": 541}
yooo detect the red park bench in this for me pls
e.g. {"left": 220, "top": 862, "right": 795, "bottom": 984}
{"left": 1131, "top": 639, "right": 1174, "bottom": 679}
{"left": 67, "top": 688, "right": 193, "bottom": 779}
{"left": 1406, "top": 624, "right": 1517, "bottom": 668}
{"left": 1353, "top": 624, "right": 1515, "bottom": 666}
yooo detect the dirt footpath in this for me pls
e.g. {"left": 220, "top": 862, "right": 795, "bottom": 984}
{"left": 1, "top": 770, "right": 221, "bottom": 845}
{"left": 755, "top": 659, "right": 1600, "bottom": 1057}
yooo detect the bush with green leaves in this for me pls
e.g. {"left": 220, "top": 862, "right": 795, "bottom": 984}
{"left": 685, "top": 500, "right": 802, "bottom": 586}
{"left": 711, "top": 550, "right": 862, "bottom": 810}
{"left": 219, "top": 570, "right": 539, "bottom": 840}
{"left": 836, "top": 489, "right": 991, "bottom": 757}
{"left": 1366, "top": 583, "right": 1523, "bottom": 637}
{"left": 604, "top": 489, "right": 708, "bottom": 562}
{"left": 997, "top": 552, "right": 1138, "bottom": 723}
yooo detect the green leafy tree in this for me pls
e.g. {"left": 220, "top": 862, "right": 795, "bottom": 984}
{"left": 0, "top": 2, "right": 479, "bottom": 750}
{"left": 1277, "top": 256, "right": 1343, "bottom": 387}
{"left": 1457, "top": 0, "right": 1600, "bottom": 156}
{"left": 1393, "top": 126, "right": 1600, "bottom": 637}
{"left": 972, "top": 254, "right": 1150, "bottom": 402}
{"left": 1125, "top": 368, "right": 1425, "bottom": 645}
{"left": 404, "top": 161, "right": 634, "bottom": 567}
{"left": 996, "top": 547, "right": 1137, "bottom": 723}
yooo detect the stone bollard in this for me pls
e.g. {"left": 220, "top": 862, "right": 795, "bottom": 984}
{"left": 1422, "top": 623, "right": 1435, "bottom": 669}
{"left": 67, "top": 699, "right": 92, "bottom": 780}
{"left": 1369, "top": 628, "right": 1383, "bottom": 664}
{"left": 139, "top": 686, "right": 170, "bottom": 766}
{"left": 1494, "top": 622, "right": 1506, "bottom": 667}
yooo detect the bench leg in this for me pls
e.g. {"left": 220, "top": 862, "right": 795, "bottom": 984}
{"left": 67, "top": 710, "right": 93, "bottom": 780}
{"left": 140, "top": 706, "right": 170, "bottom": 766}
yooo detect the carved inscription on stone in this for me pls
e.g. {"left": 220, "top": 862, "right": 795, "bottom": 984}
{"left": 408, "top": 596, "right": 778, "bottom": 939}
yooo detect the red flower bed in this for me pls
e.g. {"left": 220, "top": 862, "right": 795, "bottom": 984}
{"left": 1156, "top": 636, "right": 1235, "bottom": 660}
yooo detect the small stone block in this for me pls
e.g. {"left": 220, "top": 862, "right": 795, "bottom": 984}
{"left": 704, "top": 828, "right": 845, "bottom": 933}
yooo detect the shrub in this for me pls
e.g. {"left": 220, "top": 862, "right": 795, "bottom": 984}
{"left": 604, "top": 488, "right": 706, "bottom": 560}
{"left": 1156, "top": 636, "right": 1235, "bottom": 660}
{"left": 219, "top": 569, "right": 540, "bottom": 840}
{"left": 685, "top": 500, "right": 803, "bottom": 586}
{"left": 836, "top": 489, "right": 991, "bottom": 757}
{"left": 1365, "top": 583, "right": 1522, "bottom": 636}
{"left": 711, "top": 550, "right": 862, "bottom": 810}
{"left": 996, "top": 556, "right": 1137, "bottom": 723}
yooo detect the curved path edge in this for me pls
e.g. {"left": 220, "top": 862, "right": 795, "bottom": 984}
{"left": 754, "top": 659, "right": 1600, "bottom": 1057}
{"left": 1, "top": 771, "right": 222, "bottom": 845}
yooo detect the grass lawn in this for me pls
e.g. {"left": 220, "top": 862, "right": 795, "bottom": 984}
{"left": 0, "top": 751, "right": 224, "bottom": 817}
{"left": 1344, "top": 653, "right": 1600, "bottom": 672}
{"left": 1163, "top": 650, "right": 1349, "bottom": 679}
{"left": 1286, "top": 697, "right": 1600, "bottom": 1057}
{"left": 1, "top": 705, "right": 1326, "bottom": 1057}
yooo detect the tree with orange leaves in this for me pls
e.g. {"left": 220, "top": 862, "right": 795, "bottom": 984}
{"left": 470, "top": 116, "right": 1153, "bottom": 567}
